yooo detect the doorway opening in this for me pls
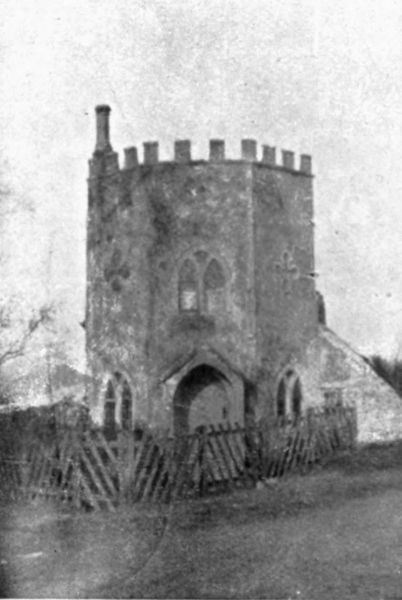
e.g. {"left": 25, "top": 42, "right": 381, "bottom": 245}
{"left": 173, "top": 364, "right": 232, "bottom": 436}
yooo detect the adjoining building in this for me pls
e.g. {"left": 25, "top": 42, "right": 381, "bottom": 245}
{"left": 85, "top": 105, "right": 402, "bottom": 443}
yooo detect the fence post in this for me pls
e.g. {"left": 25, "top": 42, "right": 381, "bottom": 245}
{"left": 117, "top": 431, "right": 126, "bottom": 504}
{"left": 198, "top": 427, "right": 208, "bottom": 497}
{"left": 19, "top": 439, "right": 29, "bottom": 499}
{"left": 71, "top": 431, "right": 81, "bottom": 510}
{"left": 245, "top": 424, "right": 260, "bottom": 483}
{"left": 259, "top": 418, "right": 270, "bottom": 479}
{"left": 126, "top": 430, "right": 135, "bottom": 500}
{"left": 349, "top": 405, "right": 358, "bottom": 449}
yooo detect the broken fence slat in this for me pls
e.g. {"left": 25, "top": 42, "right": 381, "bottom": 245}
{"left": 94, "top": 430, "right": 119, "bottom": 470}
{"left": 77, "top": 442, "right": 113, "bottom": 506}
{"left": 83, "top": 432, "right": 118, "bottom": 498}
{"left": 218, "top": 423, "right": 246, "bottom": 479}
{"left": 216, "top": 428, "right": 240, "bottom": 482}
{"left": 171, "top": 434, "right": 198, "bottom": 500}
{"left": 132, "top": 434, "right": 159, "bottom": 499}
{"left": 207, "top": 427, "right": 232, "bottom": 485}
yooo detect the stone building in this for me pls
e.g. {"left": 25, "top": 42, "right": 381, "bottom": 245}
{"left": 86, "top": 105, "right": 402, "bottom": 443}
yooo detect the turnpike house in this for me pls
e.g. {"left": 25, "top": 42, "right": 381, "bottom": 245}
{"left": 86, "top": 105, "right": 402, "bottom": 443}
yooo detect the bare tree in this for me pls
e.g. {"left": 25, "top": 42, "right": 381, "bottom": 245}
{"left": 0, "top": 157, "right": 53, "bottom": 403}
{"left": 0, "top": 304, "right": 53, "bottom": 367}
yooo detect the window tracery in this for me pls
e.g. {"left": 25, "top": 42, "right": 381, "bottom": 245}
{"left": 203, "top": 258, "right": 226, "bottom": 312}
{"left": 178, "top": 252, "right": 226, "bottom": 314}
{"left": 178, "top": 259, "right": 199, "bottom": 311}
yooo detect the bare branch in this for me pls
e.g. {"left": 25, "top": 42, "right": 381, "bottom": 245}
{"left": 0, "top": 303, "right": 54, "bottom": 367}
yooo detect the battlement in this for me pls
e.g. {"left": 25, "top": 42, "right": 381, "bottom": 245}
{"left": 91, "top": 105, "right": 312, "bottom": 176}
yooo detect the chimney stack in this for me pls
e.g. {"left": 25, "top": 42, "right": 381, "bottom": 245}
{"left": 95, "top": 105, "right": 112, "bottom": 153}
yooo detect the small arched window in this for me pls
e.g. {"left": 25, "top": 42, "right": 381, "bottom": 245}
{"left": 276, "top": 370, "right": 303, "bottom": 421}
{"left": 121, "top": 380, "right": 133, "bottom": 431}
{"left": 292, "top": 379, "right": 302, "bottom": 419}
{"left": 203, "top": 258, "right": 225, "bottom": 312}
{"left": 104, "top": 380, "right": 116, "bottom": 431}
{"left": 277, "top": 379, "right": 286, "bottom": 418}
{"left": 178, "top": 259, "right": 199, "bottom": 312}
{"left": 103, "top": 372, "right": 133, "bottom": 431}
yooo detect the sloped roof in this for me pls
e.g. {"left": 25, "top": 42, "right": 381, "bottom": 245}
{"left": 318, "top": 325, "right": 401, "bottom": 396}
{"left": 50, "top": 364, "right": 90, "bottom": 389}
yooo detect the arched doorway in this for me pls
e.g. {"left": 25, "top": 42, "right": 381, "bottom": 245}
{"left": 173, "top": 364, "right": 232, "bottom": 436}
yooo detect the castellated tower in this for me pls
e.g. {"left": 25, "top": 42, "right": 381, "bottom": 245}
{"left": 86, "top": 105, "right": 317, "bottom": 435}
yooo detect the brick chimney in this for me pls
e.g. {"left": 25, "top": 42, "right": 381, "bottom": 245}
{"left": 95, "top": 105, "right": 112, "bottom": 153}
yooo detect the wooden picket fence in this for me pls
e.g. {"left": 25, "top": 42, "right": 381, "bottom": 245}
{"left": 0, "top": 405, "right": 357, "bottom": 510}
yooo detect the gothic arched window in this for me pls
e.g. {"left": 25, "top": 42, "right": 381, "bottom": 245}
{"left": 104, "top": 380, "right": 116, "bottom": 432}
{"left": 276, "top": 370, "right": 303, "bottom": 421}
{"left": 203, "top": 258, "right": 226, "bottom": 312}
{"left": 121, "top": 379, "right": 133, "bottom": 431}
{"left": 277, "top": 379, "right": 286, "bottom": 418}
{"left": 178, "top": 259, "right": 199, "bottom": 312}
{"left": 103, "top": 372, "right": 133, "bottom": 431}
{"left": 292, "top": 378, "right": 302, "bottom": 419}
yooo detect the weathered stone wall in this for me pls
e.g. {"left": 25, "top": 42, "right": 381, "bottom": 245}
{"left": 137, "top": 161, "right": 257, "bottom": 378}
{"left": 252, "top": 162, "right": 317, "bottom": 414}
{"left": 87, "top": 153, "right": 260, "bottom": 427}
{"left": 86, "top": 106, "right": 319, "bottom": 431}
{"left": 87, "top": 153, "right": 153, "bottom": 423}
{"left": 305, "top": 328, "right": 402, "bottom": 443}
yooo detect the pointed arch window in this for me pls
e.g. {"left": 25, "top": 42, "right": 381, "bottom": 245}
{"left": 276, "top": 370, "right": 303, "bottom": 421}
{"left": 104, "top": 380, "right": 116, "bottom": 432}
{"left": 203, "top": 258, "right": 226, "bottom": 313}
{"left": 292, "top": 378, "right": 302, "bottom": 419}
{"left": 178, "top": 259, "right": 199, "bottom": 311}
{"left": 277, "top": 379, "right": 286, "bottom": 418}
{"left": 103, "top": 372, "right": 133, "bottom": 431}
{"left": 121, "top": 379, "right": 133, "bottom": 431}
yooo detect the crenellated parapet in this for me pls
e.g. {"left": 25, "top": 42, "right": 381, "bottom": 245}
{"left": 89, "top": 105, "right": 312, "bottom": 177}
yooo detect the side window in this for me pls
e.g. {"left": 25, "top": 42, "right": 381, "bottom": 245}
{"left": 203, "top": 258, "right": 225, "bottom": 312}
{"left": 178, "top": 259, "right": 199, "bottom": 312}
{"left": 103, "top": 373, "right": 133, "bottom": 431}
{"left": 104, "top": 380, "right": 116, "bottom": 432}
{"left": 276, "top": 370, "right": 303, "bottom": 421}
{"left": 121, "top": 380, "right": 133, "bottom": 431}
{"left": 292, "top": 378, "right": 302, "bottom": 419}
{"left": 277, "top": 379, "right": 286, "bottom": 418}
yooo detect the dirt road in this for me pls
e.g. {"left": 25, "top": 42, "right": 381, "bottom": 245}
{"left": 101, "top": 483, "right": 402, "bottom": 599}
{"left": 2, "top": 466, "right": 402, "bottom": 598}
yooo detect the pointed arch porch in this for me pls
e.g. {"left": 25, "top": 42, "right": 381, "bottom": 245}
{"left": 161, "top": 350, "right": 245, "bottom": 436}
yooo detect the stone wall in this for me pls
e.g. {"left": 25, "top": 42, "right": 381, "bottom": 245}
{"left": 87, "top": 148, "right": 262, "bottom": 426}
{"left": 252, "top": 162, "right": 317, "bottom": 408}
{"left": 86, "top": 106, "right": 320, "bottom": 431}
{"left": 306, "top": 328, "right": 402, "bottom": 443}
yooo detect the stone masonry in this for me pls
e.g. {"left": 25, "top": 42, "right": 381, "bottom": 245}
{"left": 86, "top": 105, "right": 402, "bottom": 442}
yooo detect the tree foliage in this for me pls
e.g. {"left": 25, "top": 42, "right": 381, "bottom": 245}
{"left": 368, "top": 355, "right": 402, "bottom": 397}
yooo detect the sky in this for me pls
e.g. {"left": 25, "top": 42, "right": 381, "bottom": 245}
{"left": 1, "top": 0, "right": 402, "bottom": 375}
